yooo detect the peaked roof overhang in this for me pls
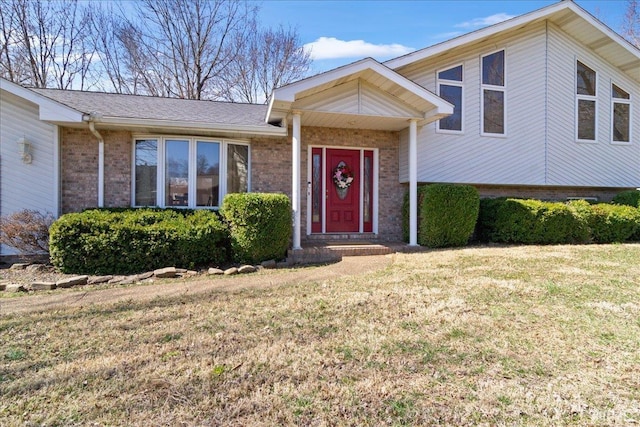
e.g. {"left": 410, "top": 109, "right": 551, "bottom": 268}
{"left": 266, "top": 58, "right": 453, "bottom": 131}
{"left": 385, "top": 1, "right": 640, "bottom": 83}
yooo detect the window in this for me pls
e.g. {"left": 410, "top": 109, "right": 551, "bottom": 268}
{"left": 612, "top": 83, "right": 631, "bottom": 144}
{"left": 481, "top": 50, "right": 505, "bottom": 135}
{"left": 437, "top": 64, "right": 463, "bottom": 132}
{"left": 133, "top": 136, "right": 249, "bottom": 208}
{"left": 576, "top": 61, "right": 597, "bottom": 141}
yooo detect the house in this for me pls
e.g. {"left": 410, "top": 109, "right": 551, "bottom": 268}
{"left": 1, "top": 0, "right": 639, "bottom": 255}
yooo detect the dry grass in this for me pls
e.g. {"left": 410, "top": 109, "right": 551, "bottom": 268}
{"left": 1, "top": 244, "right": 640, "bottom": 426}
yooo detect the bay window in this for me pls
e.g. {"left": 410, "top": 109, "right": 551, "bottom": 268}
{"left": 612, "top": 83, "right": 631, "bottom": 144}
{"left": 133, "top": 136, "right": 249, "bottom": 208}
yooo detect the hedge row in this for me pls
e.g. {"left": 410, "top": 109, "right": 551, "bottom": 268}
{"left": 477, "top": 198, "right": 640, "bottom": 244}
{"left": 49, "top": 193, "right": 291, "bottom": 274}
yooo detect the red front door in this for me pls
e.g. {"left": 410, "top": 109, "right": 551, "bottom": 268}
{"left": 326, "top": 149, "right": 360, "bottom": 232}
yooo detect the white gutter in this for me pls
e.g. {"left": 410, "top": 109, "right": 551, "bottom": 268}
{"left": 93, "top": 116, "right": 288, "bottom": 137}
{"left": 85, "top": 113, "right": 104, "bottom": 208}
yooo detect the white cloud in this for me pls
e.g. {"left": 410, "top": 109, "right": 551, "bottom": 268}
{"left": 455, "top": 13, "right": 515, "bottom": 29}
{"left": 303, "top": 37, "right": 414, "bottom": 60}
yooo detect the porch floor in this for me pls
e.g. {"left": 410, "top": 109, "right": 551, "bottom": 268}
{"left": 286, "top": 240, "right": 425, "bottom": 265}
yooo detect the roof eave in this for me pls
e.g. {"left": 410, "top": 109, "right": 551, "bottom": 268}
{"left": 92, "top": 116, "right": 287, "bottom": 137}
{"left": 385, "top": 1, "right": 640, "bottom": 71}
{"left": 1, "top": 78, "right": 84, "bottom": 122}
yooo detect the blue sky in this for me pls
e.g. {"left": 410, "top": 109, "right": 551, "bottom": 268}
{"left": 256, "top": 0, "right": 629, "bottom": 73}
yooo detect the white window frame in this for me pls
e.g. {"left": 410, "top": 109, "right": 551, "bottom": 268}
{"left": 575, "top": 60, "right": 598, "bottom": 144}
{"left": 436, "top": 63, "right": 464, "bottom": 134}
{"left": 611, "top": 82, "right": 632, "bottom": 145}
{"left": 480, "top": 49, "right": 507, "bottom": 137}
{"left": 131, "top": 135, "right": 251, "bottom": 209}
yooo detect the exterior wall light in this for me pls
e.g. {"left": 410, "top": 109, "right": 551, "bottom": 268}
{"left": 17, "top": 137, "right": 33, "bottom": 164}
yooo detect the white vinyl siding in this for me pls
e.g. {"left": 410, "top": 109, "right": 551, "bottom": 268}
{"left": 397, "top": 21, "right": 547, "bottom": 185}
{"left": 546, "top": 22, "right": 640, "bottom": 187}
{"left": 0, "top": 90, "right": 58, "bottom": 254}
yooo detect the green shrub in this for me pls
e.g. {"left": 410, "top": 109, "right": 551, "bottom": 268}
{"left": 475, "top": 198, "right": 507, "bottom": 242}
{"left": 418, "top": 184, "right": 479, "bottom": 248}
{"left": 612, "top": 189, "right": 640, "bottom": 208}
{"left": 491, "top": 199, "right": 589, "bottom": 244}
{"left": 401, "top": 186, "right": 429, "bottom": 242}
{"left": 49, "top": 209, "right": 229, "bottom": 274}
{"left": 570, "top": 201, "right": 640, "bottom": 243}
{"left": 221, "top": 193, "right": 291, "bottom": 263}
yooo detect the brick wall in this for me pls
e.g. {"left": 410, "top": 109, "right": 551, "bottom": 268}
{"left": 61, "top": 128, "right": 131, "bottom": 213}
{"left": 252, "top": 127, "right": 403, "bottom": 241}
{"left": 471, "top": 184, "right": 630, "bottom": 202}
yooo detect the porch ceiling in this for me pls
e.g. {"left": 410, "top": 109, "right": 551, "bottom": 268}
{"left": 295, "top": 110, "right": 421, "bottom": 131}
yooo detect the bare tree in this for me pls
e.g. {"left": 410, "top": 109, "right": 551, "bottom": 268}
{"left": 0, "top": 0, "right": 94, "bottom": 89}
{"left": 87, "top": 3, "right": 132, "bottom": 94}
{"left": 622, "top": 0, "right": 640, "bottom": 47}
{"left": 219, "top": 20, "right": 312, "bottom": 103}
{"left": 120, "top": 0, "right": 255, "bottom": 100}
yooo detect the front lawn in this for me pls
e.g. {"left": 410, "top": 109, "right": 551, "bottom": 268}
{"left": 1, "top": 244, "right": 639, "bottom": 425}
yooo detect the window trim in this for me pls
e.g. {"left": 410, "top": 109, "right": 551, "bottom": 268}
{"left": 575, "top": 59, "right": 598, "bottom": 144}
{"left": 480, "top": 49, "right": 507, "bottom": 137}
{"left": 131, "top": 134, "right": 251, "bottom": 209}
{"left": 611, "top": 82, "right": 632, "bottom": 146}
{"left": 436, "top": 63, "right": 464, "bottom": 134}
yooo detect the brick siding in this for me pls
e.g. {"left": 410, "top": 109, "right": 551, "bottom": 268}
{"left": 471, "top": 184, "right": 630, "bottom": 202}
{"left": 61, "top": 128, "right": 131, "bottom": 213}
{"left": 252, "top": 126, "right": 403, "bottom": 241}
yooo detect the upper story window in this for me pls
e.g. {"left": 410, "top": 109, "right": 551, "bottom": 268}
{"left": 134, "top": 136, "right": 249, "bottom": 208}
{"left": 612, "top": 83, "right": 631, "bottom": 144}
{"left": 481, "top": 50, "right": 505, "bottom": 135}
{"left": 576, "top": 60, "right": 597, "bottom": 142}
{"left": 437, "top": 64, "right": 463, "bottom": 132}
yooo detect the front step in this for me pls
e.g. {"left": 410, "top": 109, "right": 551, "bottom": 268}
{"left": 286, "top": 241, "right": 400, "bottom": 265}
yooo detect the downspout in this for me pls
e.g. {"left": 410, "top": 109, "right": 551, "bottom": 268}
{"left": 84, "top": 113, "right": 104, "bottom": 208}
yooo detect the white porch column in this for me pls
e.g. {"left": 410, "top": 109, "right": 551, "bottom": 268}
{"left": 292, "top": 112, "right": 302, "bottom": 250}
{"left": 409, "top": 119, "right": 419, "bottom": 246}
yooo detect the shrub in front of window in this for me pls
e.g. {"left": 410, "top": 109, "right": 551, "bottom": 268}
{"left": 491, "top": 199, "right": 590, "bottom": 244}
{"left": 418, "top": 184, "right": 480, "bottom": 248}
{"left": 49, "top": 209, "right": 229, "bottom": 274}
{"left": 221, "top": 193, "right": 291, "bottom": 264}
{"left": 569, "top": 201, "right": 640, "bottom": 243}
{"left": 612, "top": 189, "right": 640, "bottom": 209}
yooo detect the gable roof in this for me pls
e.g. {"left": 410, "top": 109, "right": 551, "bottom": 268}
{"left": 385, "top": 1, "right": 640, "bottom": 83}
{"left": 267, "top": 57, "right": 453, "bottom": 130}
{"left": 30, "top": 88, "right": 285, "bottom": 136}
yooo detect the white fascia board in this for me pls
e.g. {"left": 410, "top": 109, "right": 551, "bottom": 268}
{"left": 272, "top": 57, "right": 453, "bottom": 117}
{"left": 96, "top": 116, "right": 287, "bottom": 137}
{"left": 385, "top": 1, "right": 615, "bottom": 70}
{"left": 0, "top": 78, "right": 84, "bottom": 123}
